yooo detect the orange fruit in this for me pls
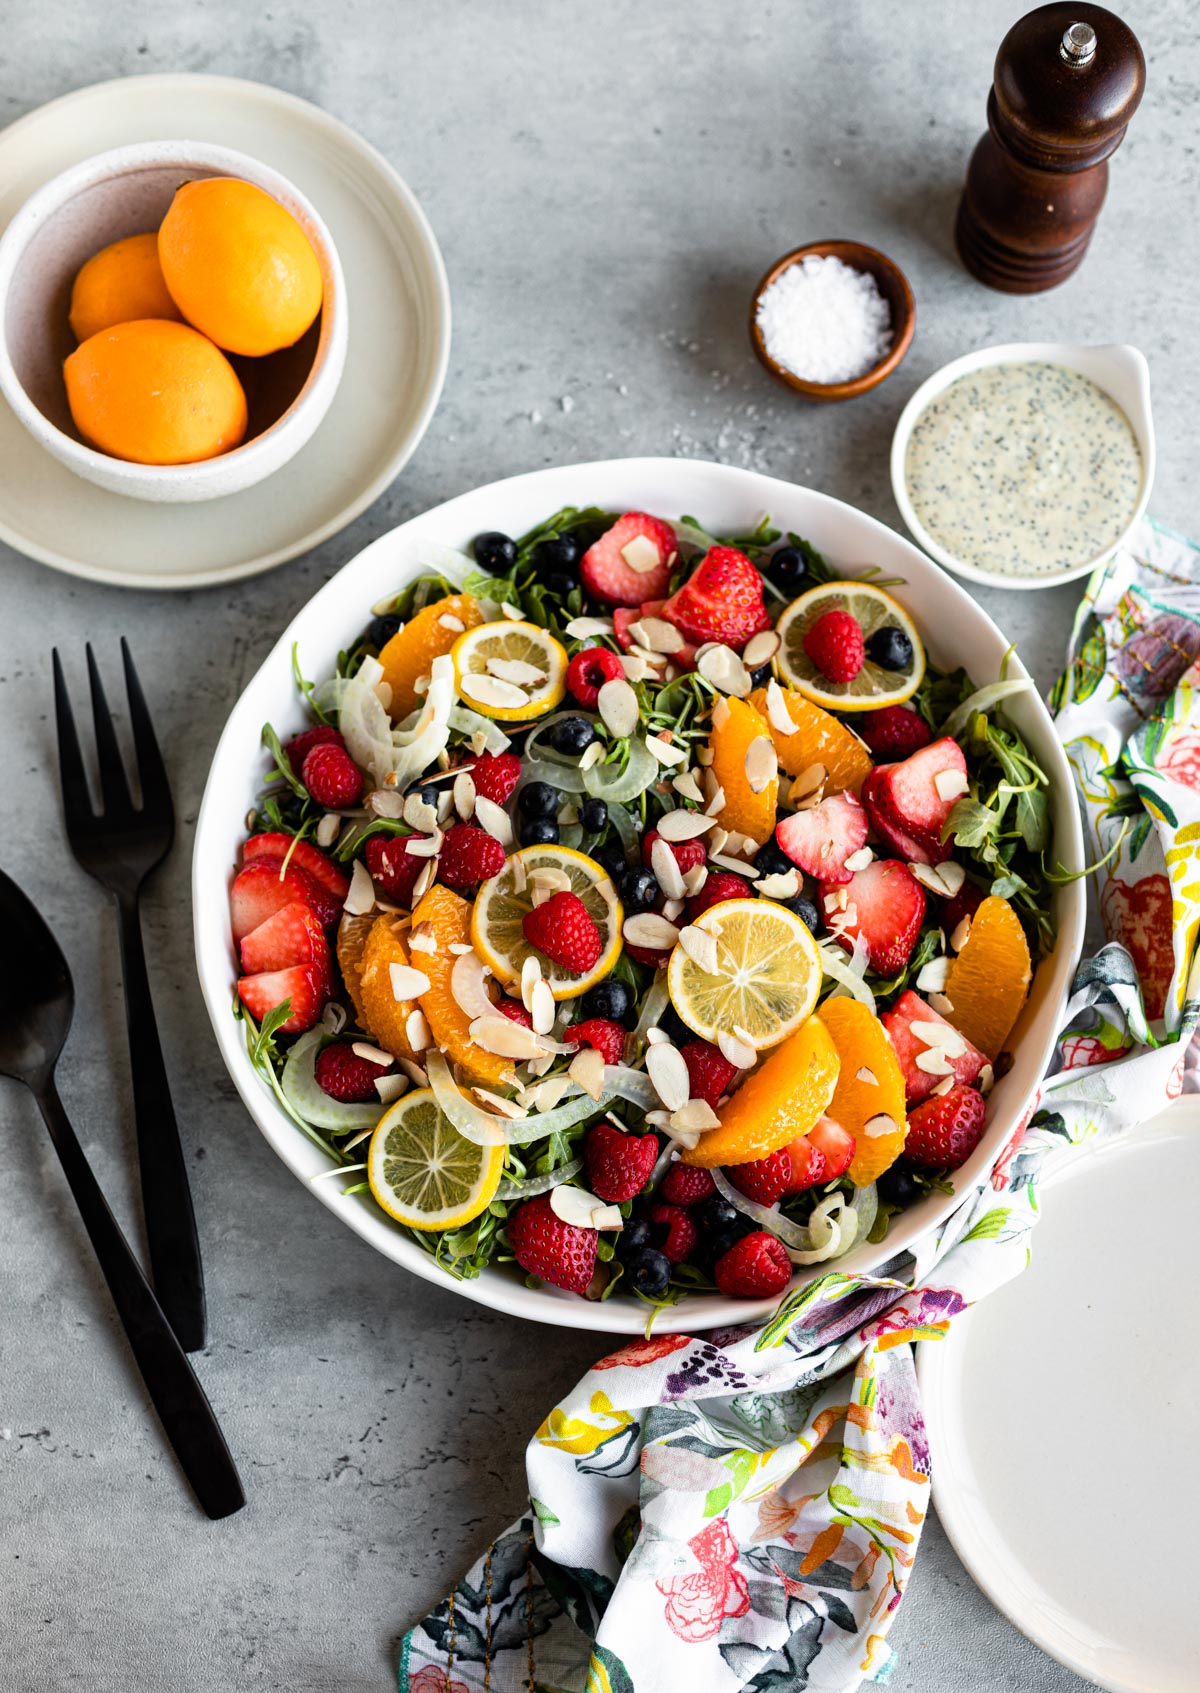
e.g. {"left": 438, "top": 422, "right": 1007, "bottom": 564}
{"left": 709, "top": 695, "right": 778, "bottom": 846}
{"left": 157, "top": 177, "right": 323, "bottom": 356}
{"left": 747, "top": 686, "right": 872, "bottom": 797}
{"left": 63, "top": 319, "right": 247, "bottom": 465}
{"left": 817, "top": 997, "right": 907, "bottom": 1186}
{"left": 337, "top": 912, "right": 375, "bottom": 1026}
{"left": 944, "top": 895, "right": 1033, "bottom": 1060}
{"left": 68, "top": 233, "right": 183, "bottom": 342}
{"left": 410, "top": 884, "right": 514, "bottom": 1087}
{"left": 378, "top": 595, "right": 483, "bottom": 721}
{"left": 358, "top": 914, "right": 421, "bottom": 1061}
{"left": 682, "top": 1015, "right": 839, "bottom": 1167}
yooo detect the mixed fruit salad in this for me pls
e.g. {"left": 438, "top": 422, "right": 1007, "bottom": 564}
{"left": 228, "top": 506, "right": 1056, "bottom": 1311}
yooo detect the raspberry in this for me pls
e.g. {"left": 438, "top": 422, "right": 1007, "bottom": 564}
{"left": 302, "top": 743, "right": 363, "bottom": 809}
{"left": 314, "top": 1041, "right": 391, "bottom": 1103}
{"left": 940, "top": 877, "right": 986, "bottom": 937}
{"left": 364, "top": 833, "right": 423, "bottom": 907}
{"left": 439, "top": 823, "right": 506, "bottom": 890}
{"left": 658, "top": 1164, "right": 716, "bottom": 1206}
{"left": 522, "top": 891, "right": 602, "bottom": 974}
{"left": 904, "top": 1085, "right": 988, "bottom": 1171}
{"left": 566, "top": 1018, "right": 626, "bottom": 1066}
{"left": 686, "top": 870, "right": 754, "bottom": 921}
{"left": 496, "top": 998, "right": 533, "bottom": 1028}
{"left": 470, "top": 751, "right": 522, "bottom": 805}
{"left": 285, "top": 723, "right": 345, "bottom": 773}
{"left": 727, "top": 1148, "right": 794, "bottom": 1206}
{"left": 714, "top": 1231, "right": 792, "bottom": 1298}
{"left": 584, "top": 1122, "right": 658, "bottom": 1202}
{"left": 648, "top": 1201, "right": 698, "bottom": 1264}
{"left": 641, "top": 829, "right": 706, "bottom": 877}
{"left": 507, "top": 1193, "right": 599, "bottom": 1294}
{"left": 566, "top": 646, "right": 625, "bottom": 709}
{"left": 856, "top": 705, "right": 932, "bottom": 761}
{"left": 624, "top": 942, "right": 672, "bottom": 969}
{"left": 680, "top": 1039, "right": 739, "bottom": 1108}
{"left": 802, "top": 609, "right": 865, "bottom": 683}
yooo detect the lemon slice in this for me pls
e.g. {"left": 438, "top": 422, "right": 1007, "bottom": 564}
{"left": 775, "top": 582, "right": 925, "bottom": 711}
{"left": 471, "top": 845, "right": 623, "bottom": 998}
{"left": 367, "top": 1087, "right": 505, "bottom": 1231}
{"left": 450, "top": 620, "right": 567, "bottom": 721}
{"left": 667, "top": 897, "right": 821, "bottom": 1051}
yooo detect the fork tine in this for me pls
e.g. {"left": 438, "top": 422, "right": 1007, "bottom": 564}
{"left": 120, "top": 638, "right": 172, "bottom": 822}
{"left": 53, "top": 649, "right": 96, "bottom": 826}
{"left": 85, "top": 644, "right": 133, "bottom": 816}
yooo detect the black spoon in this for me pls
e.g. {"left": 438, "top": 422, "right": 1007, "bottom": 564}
{"left": 0, "top": 868, "right": 244, "bottom": 1520}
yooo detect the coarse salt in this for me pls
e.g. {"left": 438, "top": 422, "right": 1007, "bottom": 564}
{"left": 756, "top": 254, "right": 892, "bottom": 385}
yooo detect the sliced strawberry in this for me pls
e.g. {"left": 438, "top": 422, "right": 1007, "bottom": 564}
{"left": 237, "top": 964, "right": 329, "bottom": 1033}
{"left": 613, "top": 599, "right": 697, "bottom": 670}
{"left": 581, "top": 513, "right": 677, "bottom": 607}
{"left": 230, "top": 859, "right": 341, "bottom": 941}
{"left": 881, "top": 988, "right": 987, "bottom": 1106}
{"left": 861, "top": 769, "right": 938, "bottom": 865}
{"left": 660, "top": 546, "right": 771, "bottom": 651}
{"left": 820, "top": 858, "right": 925, "bottom": 975}
{"left": 805, "top": 1117, "right": 855, "bottom": 1180}
{"left": 862, "top": 739, "right": 967, "bottom": 866}
{"left": 775, "top": 792, "right": 868, "bottom": 886}
{"left": 239, "top": 901, "right": 329, "bottom": 974}
{"left": 242, "top": 833, "right": 350, "bottom": 900}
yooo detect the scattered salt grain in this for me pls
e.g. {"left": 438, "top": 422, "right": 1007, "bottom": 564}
{"left": 755, "top": 255, "right": 892, "bottom": 385}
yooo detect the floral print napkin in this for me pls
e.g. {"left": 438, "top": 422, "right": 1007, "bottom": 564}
{"left": 401, "top": 518, "right": 1200, "bottom": 1693}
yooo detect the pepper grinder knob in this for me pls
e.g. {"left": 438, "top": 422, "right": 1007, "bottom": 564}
{"left": 956, "top": 3, "right": 1145, "bottom": 293}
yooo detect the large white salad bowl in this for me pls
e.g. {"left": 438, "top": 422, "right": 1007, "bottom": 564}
{"left": 193, "top": 457, "right": 1086, "bottom": 1333}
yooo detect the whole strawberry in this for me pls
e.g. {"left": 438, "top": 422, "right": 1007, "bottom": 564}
{"left": 470, "top": 751, "right": 522, "bottom": 805}
{"left": 802, "top": 609, "right": 864, "bottom": 683}
{"left": 584, "top": 1122, "right": 659, "bottom": 1202}
{"left": 648, "top": 1202, "right": 698, "bottom": 1264}
{"left": 439, "top": 822, "right": 506, "bottom": 890}
{"left": 681, "top": 1039, "right": 740, "bottom": 1108}
{"left": 659, "top": 1163, "right": 716, "bottom": 1207}
{"left": 314, "top": 1041, "right": 391, "bottom": 1104}
{"left": 856, "top": 705, "right": 931, "bottom": 761}
{"left": 642, "top": 828, "right": 706, "bottom": 877}
{"left": 905, "top": 1084, "right": 988, "bottom": 1171}
{"left": 522, "top": 890, "right": 602, "bottom": 973}
{"left": 714, "top": 1231, "right": 792, "bottom": 1298}
{"left": 507, "top": 1193, "right": 599, "bottom": 1294}
{"left": 660, "top": 547, "right": 771, "bottom": 650}
{"left": 302, "top": 742, "right": 363, "bottom": 809}
{"left": 567, "top": 1018, "right": 627, "bottom": 1066}
{"left": 364, "top": 833, "right": 424, "bottom": 907}
{"left": 687, "top": 870, "right": 754, "bottom": 921}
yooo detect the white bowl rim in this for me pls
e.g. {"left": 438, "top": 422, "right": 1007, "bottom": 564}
{"left": 889, "top": 340, "right": 1155, "bottom": 592}
{"left": 0, "top": 137, "right": 346, "bottom": 489}
{"left": 192, "top": 455, "right": 1086, "bottom": 1333}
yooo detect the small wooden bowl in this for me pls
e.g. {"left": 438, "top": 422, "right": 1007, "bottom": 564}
{"left": 749, "top": 239, "right": 915, "bottom": 402}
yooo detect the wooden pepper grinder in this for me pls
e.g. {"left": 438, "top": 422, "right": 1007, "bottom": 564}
{"left": 956, "top": 3, "right": 1145, "bottom": 292}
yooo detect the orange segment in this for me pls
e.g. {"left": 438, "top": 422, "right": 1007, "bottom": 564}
{"left": 817, "top": 997, "right": 907, "bottom": 1186}
{"left": 411, "top": 884, "right": 514, "bottom": 1087}
{"left": 682, "top": 1015, "right": 839, "bottom": 1167}
{"left": 709, "top": 695, "right": 778, "bottom": 846}
{"left": 747, "top": 686, "right": 873, "bottom": 797}
{"left": 944, "top": 896, "right": 1033, "bottom": 1060}
{"left": 337, "top": 911, "right": 375, "bottom": 1026}
{"left": 358, "top": 914, "right": 421, "bottom": 1061}
{"left": 378, "top": 595, "right": 483, "bottom": 721}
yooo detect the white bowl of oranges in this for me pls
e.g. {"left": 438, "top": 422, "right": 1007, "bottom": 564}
{"left": 0, "top": 140, "right": 347, "bottom": 502}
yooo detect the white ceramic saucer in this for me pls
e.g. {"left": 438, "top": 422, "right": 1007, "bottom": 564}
{"left": 919, "top": 1101, "right": 1200, "bottom": 1693}
{"left": 0, "top": 75, "right": 450, "bottom": 588}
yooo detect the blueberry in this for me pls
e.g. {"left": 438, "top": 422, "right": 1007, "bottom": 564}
{"left": 517, "top": 781, "right": 560, "bottom": 818}
{"left": 544, "top": 715, "right": 598, "bottom": 757}
{"left": 787, "top": 896, "right": 822, "bottom": 934}
{"left": 767, "top": 545, "right": 809, "bottom": 594}
{"left": 535, "top": 533, "right": 583, "bottom": 575}
{"left": 580, "top": 797, "right": 608, "bottom": 833}
{"left": 583, "top": 979, "right": 634, "bottom": 1025}
{"left": 624, "top": 1247, "right": 672, "bottom": 1298}
{"left": 866, "top": 625, "right": 914, "bottom": 672}
{"left": 695, "top": 1228, "right": 740, "bottom": 1272}
{"left": 545, "top": 571, "right": 578, "bottom": 600}
{"left": 620, "top": 868, "right": 660, "bottom": 912}
{"left": 474, "top": 531, "right": 517, "bottom": 573}
{"left": 369, "top": 612, "right": 402, "bottom": 647}
{"left": 695, "top": 1194, "right": 739, "bottom": 1235}
{"left": 593, "top": 842, "right": 628, "bottom": 880}
{"left": 749, "top": 665, "right": 773, "bottom": 688}
{"left": 753, "top": 840, "right": 793, "bottom": 878}
{"left": 616, "top": 1217, "right": 653, "bottom": 1258}
{"left": 876, "top": 1163, "right": 924, "bottom": 1208}
{"left": 657, "top": 1005, "right": 693, "bottom": 1047}
{"left": 519, "top": 817, "right": 560, "bottom": 847}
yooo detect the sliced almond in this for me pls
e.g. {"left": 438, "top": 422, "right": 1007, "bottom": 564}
{"left": 645, "top": 1027, "right": 669, "bottom": 1046}
{"left": 651, "top": 837, "right": 686, "bottom": 901}
{"left": 672, "top": 770, "right": 705, "bottom": 805}
{"left": 412, "top": 857, "right": 439, "bottom": 901}
{"left": 472, "top": 1088, "right": 528, "bottom": 1120}
{"left": 757, "top": 869, "right": 801, "bottom": 901}
{"left": 530, "top": 866, "right": 572, "bottom": 893}
{"left": 914, "top": 1048, "right": 956, "bottom": 1076}
{"left": 474, "top": 793, "right": 514, "bottom": 847}
{"left": 551, "top": 1185, "right": 603, "bottom": 1227}
{"left": 916, "top": 955, "right": 951, "bottom": 992}
{"left": 500, "top": 601, "right": 524, "bottom": 621}
{"left": 707, "top": 824, "right": 729, "bottom": 856}
{"left": 765, "top": 679, "right": 798, "bottom": 737}
{"left": 530, "top": 977, "right": 556, "bottom": 1037}
{"left": 568, "top": 1045, "right": 606, "bottom": 1100}
{"left": 938, "top": 860, "right": 966, "bottom": 896}
{"left": 824, "top": 888, "right": 848, "bottom": 914}
{"left": 405, "top": 1009, "right": 432, "bottom": 1052}
{"left": 863, "top": 1113, "right": 900, "bottom": 1139}
{"left": 927, "top": 992, "right": 956, "bottom": 1017}
{"left": 950, "top": 915, "right": 973, "bottom": 953}
{"left": 453, "top": 770, "right": 477, "bottom": 820}
{"left": 695, "top": 743, "right": 715, "bottom": 767}
{"left": 718, "top": 1031, "right": 756, "bottom": 1070}
{"left": 623, "top": 912, "right": 680, "bottom": 950}
{"left": 843, "top": 847, "right": 874, "bottom": 873}
{"left": 404, "top": 831, "right": 443, "bottom": 858}
{"left": 564, "top": 615, "right": 614, "bottom": 639}
{"left": 436, "top": 790, "right": 455, "bottom": 826}
{"left": 662, "top": 896, "right": 685, "bottom": 922}
{"left": 460, "top": 672, "right": 528, "bottom": 710}
{"left": 527, "top": 1075, "right": 573, "bottom": 1112}
{"left": 647, "top": 1043, "right": 690, "bottom": 1112}
{"left": 469, "top": 1015, "right": 544, "bottom": 1059}
{"left": 678, "top": 924, "right": 720, "bottom": 975}
{"left": 934, "top": 769, "right": 970, "bottom": 803}
{"left": 344, "top": 858, "right": 377, "bottom": 916}
{"left": 351, "top": 1040, "right": 393, "bottom": 1068}
{"left": 704, "top": 784, "right": 727, "bottom": 819}
{"left": 646, "top": 734, "right": 689, "bottom": 769}
{"left": 671, "top": 1098, "right": 721, "bottom": 1133}
{"left": 682, "top": 863, "right": 708, "bottom": 897}
{"left": 620, "top": 652, "right": 654, "bottom": 684}
{"left": 743, "top": 629, "right": 781, "bottom": 671}
{"left": 403, "top": 792, "right": 440, "bottom": 832}
{"left": 791, "top": 762, "right": 826, "bottom": 800}
{"left": 744, "top": 735, "right": 778, "bottom": 795}
{"left": 376, "top": 1073, "right": 410, "bottom": 1104}
{"left": 438, "top": 612, "right": 466, "bottom": 633}
{"left": 696, "top": 643, "right": 752, "bottom": 698}
{"left": 630, "top": 616, "right": 684, "bottom": 654}
{"left": 316, "top": 813, "right": 341, "bottom": 849}
{"left": 710, "top": 694, "right": 732, "bottom": 732}
{"left": 598, "top": 677, "right": 639, "bottom": 738}
{"left": 487, "top": 656, "right": 546, "bottom": 688}
{"left": 656, "top": 808, "right": 715, "bottom": 843}
{"left": 930, "top": 1074, "right": 956, "bottom": 1097}
{"left": 909, "top": 862, "right": 950, "bottom": 898}
{"left": 910, "top": 1019, "right": 967, "bottom": 1054}
{"left": 398, "top": 1056, "right": 429, "bottom": 1087}
{"left": 856, "top": 1065, "right": 879, "bottom": 1086}
{"left": 520, "top": 954, "right": 542, "bottom": 1012}
{"left": 579, "top": 740, "right": 605, "bottom": 772}
{"left": 389, "top": 963, "right": 432, "bottom": 1000}
{"left": 711, "top": 854, "right": 760, "bottom": 879}
{"left": 619, "top": 534, "right": 663, "bottom": 574}
{"left": 978, "top": 1062, "right": 995, "bottom": 1096}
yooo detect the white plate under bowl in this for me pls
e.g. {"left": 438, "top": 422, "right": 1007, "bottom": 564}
{"left": 193, "top": 457, "right": 1085, "bottom": 1333}
{"left": 919, "top": 1101, "right": 1200, "bottom": 1692}
{"left": 0, "top": 74, "right": 449, "bottom": 587}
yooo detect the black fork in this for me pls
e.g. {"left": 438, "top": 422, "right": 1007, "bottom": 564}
{"left": 52, "top": 641, "right": 205, "bottom": 1352}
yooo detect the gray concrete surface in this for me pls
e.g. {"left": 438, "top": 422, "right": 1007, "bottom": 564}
{"left": 1, "top": 2, "right": 1193, "bottom": 1687}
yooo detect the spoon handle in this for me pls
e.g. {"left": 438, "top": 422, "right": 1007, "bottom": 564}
{"left": 36, "top": 1076, "right": 244, "bottom": 1521}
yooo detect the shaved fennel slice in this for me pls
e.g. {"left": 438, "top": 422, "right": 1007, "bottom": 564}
{"left": 449, "top": 707, "right": 511, "bottom": 754}
{"left": 710, "top": 1170, "right": 859, "bottom": 1265}
{"left": 818, "top": 941, "right": 877, "bottom": 1013}
{"left": 584, "top": 738, "right": 658, "bottom": 804}
{"left": 426, "top": 1050, "right": 613, "bottom": 1146}
{"left": 517, "top": 757, "right": 590, "bottom": 795}
{"left": 412, "top": 538, "right": 478, "bottom": 588}
{"left": 607, "top": 800, "right": 641, "bottom": 864}
{"left": 282, "top": 1029, "right": 386, "bottom": 1132}
{"left": 632, "top": 979, "right": 671, "bottom": 1044}
{"left": 340, "top": 653, "right": 454, "bottom": 789}
{"left": 602, "top": 1066, "right": 660, "bottom": 1111}
{"left": 495, "top": 1157, "right": 584, "bottom": 1203}
{"left": 940, "top": 678, "right": 1035, "bottom": 743}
